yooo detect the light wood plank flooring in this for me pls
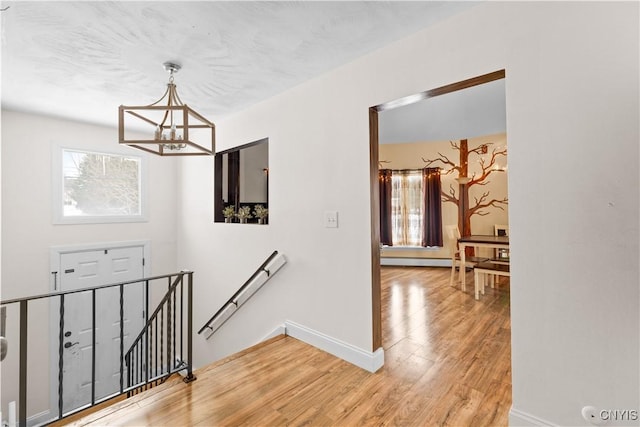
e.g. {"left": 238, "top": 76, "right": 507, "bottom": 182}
{"left": 67, "top": 266, "right": 511, "bottom": 426}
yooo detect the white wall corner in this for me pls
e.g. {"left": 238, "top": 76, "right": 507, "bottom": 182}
{"left": 509, "top": 407, "right": 558, "bottom": 427}
{"left": 264, "top": 325, "right": 287, "bottom": 341}
{"left": 284, "top": 320, "right": 384, "bottom": 373}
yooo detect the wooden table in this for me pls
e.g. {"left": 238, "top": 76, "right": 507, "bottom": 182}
{"left": 458, "top": 235, "right": 510, "bottom": 291}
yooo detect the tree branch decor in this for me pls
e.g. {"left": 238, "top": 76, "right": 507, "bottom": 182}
{"left": 423, "top": 139, "right": 507, "bottom": 238}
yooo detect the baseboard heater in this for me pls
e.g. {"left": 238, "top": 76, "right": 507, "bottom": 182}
{"left": 198, "top": 250, "right": 286, "bottom": 339}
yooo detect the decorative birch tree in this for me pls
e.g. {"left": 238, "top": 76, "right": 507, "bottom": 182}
{"left": 422, "top": 138, "right": 507, "bottom": 238}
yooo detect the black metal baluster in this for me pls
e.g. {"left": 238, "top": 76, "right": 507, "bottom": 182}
{"left": 19, "top": 300, "right": 28, "bottom": 427}
{"left": 132, "top": 345, "right": 136, "bottom": 389}
{"left": 149, "top": 321, "right": 154, "bottom": 382}
{"left": 125, "top": 352, "right": 131, "bottom": 397}
{"left": 185, "top": 272, "right": 195, "bottom": 382}
{"left": 146, "top": 323, "right": 153, "bottom": 392}
{"left": 155, "top": 315, "right": 159, "bottom": 379}
{"left": 91, "top": 290, "right": 96, "bottom": 405}
{"left": 145, "top": 280, "right": 149, "bottom": 385}
{"left": 57, "top": 295, "right": 64, "bottom": 420}
{"left": 180, "top": 276, "right": 184, "bottom": 365}
{"left": 172, "top": 284, "right": 177, "bottom": 369}
{"left": 119, "top": 285, "right": 124, "bottom": 393}
{"left": 166, "top": 276, "right": 170, "bottom": 374}
{"left": 167, "top": 286, "right": 172, "bottom": 373}
{"left": 136, "top": 345, "right": 139, "bottom": 390}
{"left": 160, "top": 307, "right": 164, "bottom": 377}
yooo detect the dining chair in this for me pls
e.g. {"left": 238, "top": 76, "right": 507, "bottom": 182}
{"left": 493, "top": 224, "right": 510, "bottom": 261}
{"left": 446, "top": 225, "right": 490, "bottom": 288}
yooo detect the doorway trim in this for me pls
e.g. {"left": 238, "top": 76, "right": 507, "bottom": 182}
{"left": 368, "top": 70, "right": 506, "bottom": 351}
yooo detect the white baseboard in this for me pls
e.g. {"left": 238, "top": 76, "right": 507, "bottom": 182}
{"left": 26, "top": 409, "right": 53, "bottom": 427}
{"left": 510, "top": 407, "right": 558, "bottom": 426}
{"left": 284, "top": 320, "right": 384, "bottom": 373}
{"left": 381, "top": 257, "right": 450, "bottom": 267}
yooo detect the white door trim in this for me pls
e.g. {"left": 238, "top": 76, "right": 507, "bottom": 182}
{"left": 47, "top": 240, "right": 151, "bottom": 420}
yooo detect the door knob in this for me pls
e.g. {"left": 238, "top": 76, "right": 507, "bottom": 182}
{"left": 64, "top": 341, "right": 79, "bottom": 349}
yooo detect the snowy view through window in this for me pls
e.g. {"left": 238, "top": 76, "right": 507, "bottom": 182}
{"left": 63, "top": 149, "right": 141, "bottom": 217}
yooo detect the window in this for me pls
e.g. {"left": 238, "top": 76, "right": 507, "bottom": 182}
{"left": 54, "top": 148, "right": 146, "bottom": 224}
{"left": 379, "top": 168, "right": 443, "bottom": 247}
{"left": 391, "top": 171, "right": 423, "bottom": 246}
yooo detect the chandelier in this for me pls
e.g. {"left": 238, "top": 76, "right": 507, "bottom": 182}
{"left": 118, "top": 62, "right": 215, "bottom": 156}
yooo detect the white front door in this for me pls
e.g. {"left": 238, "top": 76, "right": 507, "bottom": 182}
{"left": 56, "top": 245, "right": 144, "bottom": 413}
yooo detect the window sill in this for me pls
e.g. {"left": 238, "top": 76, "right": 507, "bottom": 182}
{"left": 381, "top": 245, "right": 442, "bottom": 251}
{"left": 53, "top": 215, "right": 148, "bottom": 225}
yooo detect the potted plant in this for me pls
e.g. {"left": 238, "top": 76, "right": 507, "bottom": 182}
{"left": 253, "top": 204, "right": 268, "bottom": 224}
{"left": 235, "top": 206, "right": 253, "bottom": 223}
{"left": 222, "top": 206, "right": 235, "bottom": 223}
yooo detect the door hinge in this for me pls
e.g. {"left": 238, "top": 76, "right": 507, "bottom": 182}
{"left": 142, "top": 258, "right": 145, "bottom": 266}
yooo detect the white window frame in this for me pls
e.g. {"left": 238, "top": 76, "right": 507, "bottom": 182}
{"left": 52, "top": 143, "right": 148, "bottom": 224}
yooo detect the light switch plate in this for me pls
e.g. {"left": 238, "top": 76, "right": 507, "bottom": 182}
{"left": 325, "top": 211, "right": 338, "bottom": 228}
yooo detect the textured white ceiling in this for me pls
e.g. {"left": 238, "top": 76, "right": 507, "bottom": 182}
{"left": 0, "top": 1, "right": 476, "bottom": 129}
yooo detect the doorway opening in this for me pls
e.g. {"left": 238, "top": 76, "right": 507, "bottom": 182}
{"left": 368, "top": 71, "right": 511, "bottom": 420}
{"left": 369, "top": 70, "right": 507, "bottom": 349}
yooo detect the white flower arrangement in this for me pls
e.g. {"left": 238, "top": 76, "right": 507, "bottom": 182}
{"left": 235, "top": 206, "right": 253, "bottom": 220}
{"left": 222, "top": 206, "right": 235, "bottom": 219}
{"left": 253, "top": 204, "right": 268, "bottom": 220}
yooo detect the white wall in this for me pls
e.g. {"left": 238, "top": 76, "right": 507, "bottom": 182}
{"left": 0, "top": 111, "right": 179, "bottom": 419}
{"left": 178, "top": 2, "right": 639, "bottom": 426}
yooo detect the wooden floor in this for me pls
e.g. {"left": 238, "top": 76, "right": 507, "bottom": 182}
{"left": 67, "top": 267, "right": 511, "bottom": 426}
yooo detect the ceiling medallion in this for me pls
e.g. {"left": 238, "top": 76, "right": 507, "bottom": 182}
{"left": 118, "top": 62, "right": 215, "bottom": 156}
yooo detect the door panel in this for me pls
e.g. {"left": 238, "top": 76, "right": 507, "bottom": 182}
{"left": 57, "top": 246, "right": 144, "bottom": 413}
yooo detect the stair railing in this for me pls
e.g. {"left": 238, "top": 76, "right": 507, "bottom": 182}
{"left": 198, "top": 250, "right": 286, "bottom": 338}
{"left": 0, "top": 271, "right": 194, "bottom": 427}
{"left": 125, "top": 271, "right": 196, "bottom": 396}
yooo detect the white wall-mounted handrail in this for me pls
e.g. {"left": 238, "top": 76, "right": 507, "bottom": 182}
{"left": 198, "top": 250, "right": 287, "bottom": 339}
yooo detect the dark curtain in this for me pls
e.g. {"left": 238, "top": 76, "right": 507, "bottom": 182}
{"left": 422, "top": 168, "right": 443, "bottom": 247}
{"left": 379, "top": 169, "right": 393, "bottom": 246}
